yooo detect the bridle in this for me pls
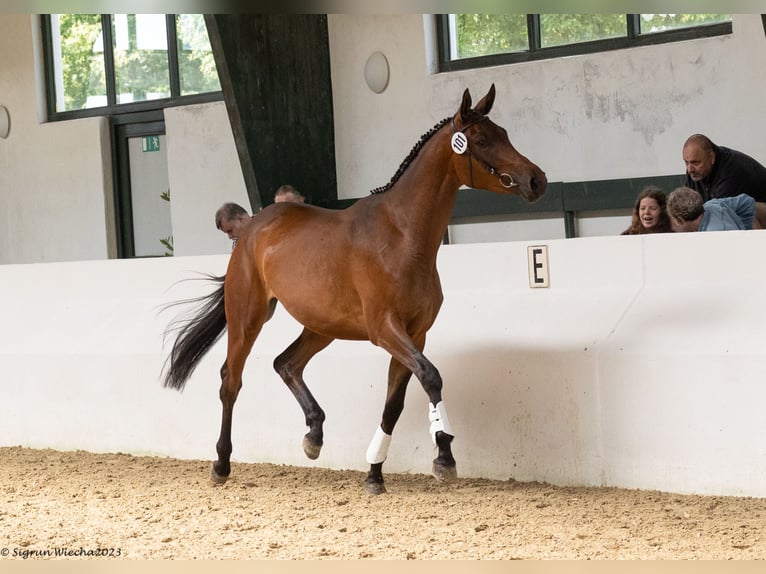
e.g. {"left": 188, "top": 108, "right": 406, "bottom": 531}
{"left": 451, "top": 117, "right": 518, "bottom": 189}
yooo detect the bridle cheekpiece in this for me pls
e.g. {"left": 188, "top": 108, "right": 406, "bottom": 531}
{"left": 450, "top": 117, "right": 518, "bottom": 189}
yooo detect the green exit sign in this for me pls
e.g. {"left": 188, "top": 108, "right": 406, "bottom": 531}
{"left": 142, "top": 136, "right": 161, "bottom": 152}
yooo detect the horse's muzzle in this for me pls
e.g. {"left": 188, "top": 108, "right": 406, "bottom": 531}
{"left": 521, "top": 169, "right": 547, "bottom": 203}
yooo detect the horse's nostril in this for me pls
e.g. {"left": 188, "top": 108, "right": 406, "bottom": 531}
{"left": 531, "top": 172, "right": 547, "bottom": 194}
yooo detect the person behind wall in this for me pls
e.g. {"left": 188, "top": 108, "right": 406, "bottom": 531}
{"left": 215, "top": 202, "right": 251, "bottom": 248}
{"left": 215, "top": 187, "right": 305, "bottom": 249}
{"left": 666, "top": 186, "right": 763, "bottom": 232}
{"left": 621, "top": 185, "right": 673, "bottom": 235}
{"left": 274, "top": 184, "right": 306, "bottom": 204}
{"left": 682, "top": 134, "right": 766, "bottom": 203}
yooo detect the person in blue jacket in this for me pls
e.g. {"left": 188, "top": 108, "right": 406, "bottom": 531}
{"left": 666, "top": 186, "right": 763, "bottom": 232}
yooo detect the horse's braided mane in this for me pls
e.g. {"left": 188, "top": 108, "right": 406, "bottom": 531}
{"left": 369, "top": 115, "right": 453, "bottom": 195}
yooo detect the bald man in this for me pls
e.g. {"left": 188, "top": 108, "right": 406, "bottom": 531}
{"left": 682, "top": 134, "right": 766, "bottom": 202}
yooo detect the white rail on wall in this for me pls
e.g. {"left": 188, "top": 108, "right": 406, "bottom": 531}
{"left": 1, "top": 232, "right": 765, "bottom": 497}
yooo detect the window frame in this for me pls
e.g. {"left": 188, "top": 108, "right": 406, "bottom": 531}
{"left": 41, "top": 14, "right": 223, "bottom": 122}
{"left": 436, "top": 14, "right": 733, "bottom": 73}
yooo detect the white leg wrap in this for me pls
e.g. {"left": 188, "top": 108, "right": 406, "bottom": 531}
{"left": 365, "top": 426, "right": 392, "bottom": 464}
{"left": 429, "top": 401, "right": 454, "bottom": 444}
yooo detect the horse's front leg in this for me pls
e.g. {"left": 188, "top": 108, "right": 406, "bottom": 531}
{"left": 366, "top": 327, "right": 457, "bottom": 493}
{"left": 429, "top": 397, "right": 457, "bottom": 482}
{"left": 364, "top": 358, "right": 412, "bottom": 494}
{"left": 381, "top": 333, "right": 457, "bottom": 484}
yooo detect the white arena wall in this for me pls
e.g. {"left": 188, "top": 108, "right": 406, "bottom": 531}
{"left": 1, "top": 233, "right": 765, "bottom": 498}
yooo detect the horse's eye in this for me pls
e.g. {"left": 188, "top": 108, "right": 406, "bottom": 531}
{"left": 475, "top": 137, "right": 488, "bottom": 149}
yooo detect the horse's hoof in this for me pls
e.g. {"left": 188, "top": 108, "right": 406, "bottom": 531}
{"left": 210, "top": 466, "right": 229, "bottom": 485}
{"left": 364, "top": 480, "right": 387, "bottom": 495}
{"left": 302, "top": 436, "right": 322, "bottom": 460}
{"left": 432, "top": 462, "right": 457, "bottom": 483}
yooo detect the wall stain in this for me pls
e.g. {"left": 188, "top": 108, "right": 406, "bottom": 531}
{"left": 579, "top": 57, "right": 710, "bottom": 145}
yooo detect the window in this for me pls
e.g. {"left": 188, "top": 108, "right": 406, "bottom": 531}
{"left": 539, "top": 14, "right": 626, "bottom": 48}
{"left": 438, "top": 14, "right": 732, "bottom": 72}
{"left": 112, "top": 14, "right": 171, "bottom": 105}
{"left": 41, "top": 14, "right": 223, "bottom": 259}
{"left": 176, "top": 14, "right": 221, "bottom": 96}
{"left": 47, "top": 15, "right": 106, "bottom": 112}
{"left": 42, "top": 14, "right": 221, "bottom": 119}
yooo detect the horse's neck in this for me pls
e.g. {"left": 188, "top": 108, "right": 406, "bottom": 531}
{"left": 385, "top": 129, "right": 460, "bottom": 251}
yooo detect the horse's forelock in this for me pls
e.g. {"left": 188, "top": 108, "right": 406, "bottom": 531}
{"left": 464, "top": 108, "right": 486, "bottom": 124}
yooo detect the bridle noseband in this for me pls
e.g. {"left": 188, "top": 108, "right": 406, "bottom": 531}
{"left": 451, "top": 118, "right": 518, "bottom": 189}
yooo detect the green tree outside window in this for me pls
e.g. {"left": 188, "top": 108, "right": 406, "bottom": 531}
{"left": 450, "top": 14, "right": 731, "bottom": 60}
{"left": 48, "top": 13, "right": 221, "bottom": 113}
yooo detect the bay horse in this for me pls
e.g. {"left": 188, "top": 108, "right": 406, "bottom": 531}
{"left": 163, "top": 84, "right": 547, "bottom": 494}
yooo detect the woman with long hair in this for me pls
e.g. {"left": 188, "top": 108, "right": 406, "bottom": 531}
{"left": 621, "top": 185, "right": 673, "bottom": 235}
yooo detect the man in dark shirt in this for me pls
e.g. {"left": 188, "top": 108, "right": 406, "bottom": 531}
{"left": 683, "top": 134, "right": 766, "bottom": 203}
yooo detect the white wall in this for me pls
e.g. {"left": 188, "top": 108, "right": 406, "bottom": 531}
{"left": 0, "top": 15, "right": 114, "bottom": 264}
{"left": 164, "top": 102, "right": 250, "bottom": 256}
{"left": 448, "top": 216, "right": 564, "bottom": 244}
{"left": 2, "top": 233, "right": 766, "bottom": 498}
{"left": 2, "top": 14, "right": 766, "bottom": 262}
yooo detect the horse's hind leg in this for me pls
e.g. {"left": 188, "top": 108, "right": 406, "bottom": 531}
{"left": 273, "top": 328, "right": 334, "bottom": 460}
{"left": 211, "top": 296, "right": 268, "bottom": 484}
{"left": 364, "top": 357, "right": 412, "bottom": 495}
{"left": 212, "top": 358, "right": 236, "bottom": 483}
{"left": 212, "top": 328, "right": 261, "bottom": 483}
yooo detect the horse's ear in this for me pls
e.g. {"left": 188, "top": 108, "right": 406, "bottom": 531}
{"left": 473, "top": 84, "right": 496, "bottom": 116}
{"left": 459, "top": 88, "right": 473, "bottom": 120}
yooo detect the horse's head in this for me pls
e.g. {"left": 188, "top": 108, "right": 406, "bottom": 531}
{"left": 451, "top": 84, "right": 547, "bottom": 203}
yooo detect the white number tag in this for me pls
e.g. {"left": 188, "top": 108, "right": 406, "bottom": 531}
{"left": 451, "top": 132, "right": 468, "bottom": 155}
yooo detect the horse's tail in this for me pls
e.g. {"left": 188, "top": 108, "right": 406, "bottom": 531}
{"left": 162, "top": 274, "right": 227, "bottom": 391}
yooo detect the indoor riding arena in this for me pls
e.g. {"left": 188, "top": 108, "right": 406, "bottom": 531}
{"left": 3, "top": 12, "right": 766, "bottom": 561}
